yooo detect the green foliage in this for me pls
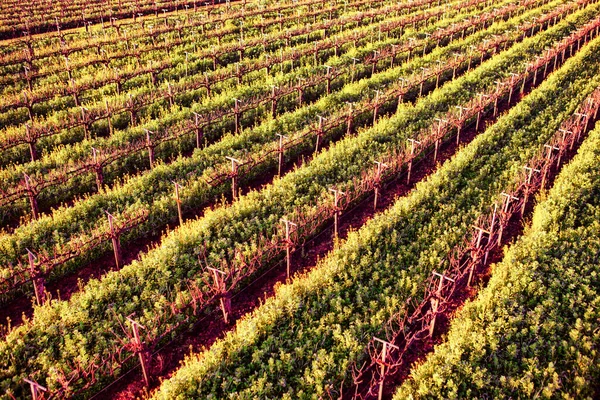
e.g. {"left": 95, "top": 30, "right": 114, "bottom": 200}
{"left": 395, "top": 123, "right": 600, "bottom": 400}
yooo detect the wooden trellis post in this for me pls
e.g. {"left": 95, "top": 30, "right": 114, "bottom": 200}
{"left": 128, "top": 93, "right": 137, "bottom": 126}
{"left": 373, "top": 89, "right": 382, "bottom": 125}
{"left": 371, "top": 50, "right": 380, "bottom": 75}
{"left": 485, "top": 204, "right": 498, "bottom": 264}
{"left": 324, "top": 65, "right": 333, "bottom": 94}
{"left": 454, "top": 106, "right": 470, "bottom": 145}
{"left": 390, "top": 44, "right": 397, "bottom": 68}
{"left": 105, "top": 99, "right": 114, "bottom": 136}
{"left": 498, "top": 192, "right": 519, "bottom": 245}
{"left": 476, "top": 93, "right": 489, "bottom": 131}
{"left": 276, "top": 133, "right": 288, "bottom": 178}
{"left": 419, "top": 67, "right": 427, "bottom": 97}
{"left": 373, "top": 161, "right": 388, "bottom": 210}
{"left": 508, "top": 73, "right": 519, "bottom": 104}
{"left": 559, "top": 128, "right": 574, "bottom": 155}
{"left": 105, "top": 211, "right": 122, "bottom": 268}
{"left": 173, "top": 181, "right": 183, "bottom": 226}
{"left": 346, "top": 101, "right": 354, "bottom": 136}
{"left": 126, "top": 317, "right": 150, "bottom": 387}
{"left": 433, "top": 118, "right": 448, "bottom": 162}
{"left": 225, "top": 156, "right": 242, "bottom": 200}
{"left": 23, "top": 378, "right": 47, "bottom": 400}
{"left": 24, "top": 123, "right": 37, "bottom": 162}
{"left": 493, "top": 80, "right": 505, "bottom": 116}
{"left": 452, "top": 53, "right": 461, "bottom": 79}
{"left": 207, "top": 267, "right": 231, "bottom": 323}
{"left": 281, "top": 218, "right": 297, "bottom": 279}
{"left": 144, "top": 129, "right": 155, "bottom": 168}
{"left": 373, "top": 337, "right": 399, "bottom": 400}
{"left": 23, "top": 172, "right": 39, "bottom": 220}
{"left": 26, "top": 249, "right": 45, "bottom": 306}
{"left": 430, "top": 271, "right": 455, "bottom": 336}
{"left": 397, "top": 78, "right": 408, "bottom": 111}
{"left": 270, "top": 85, "right": 279, "bottom": 118}
{"left": 350, "top": 57, "right": 360, "bottom": 82}
{"left": 328, "top": 188, "right": 346, "bottom": 240}
{"left": 435, "top": 59, "right": 443, "bottom": 88}
{"left": 406, "top": 138, "right": 421, "bottom": 184}
{"left": 192, "top": 112, "right": 204, "bottom": 149}
{"left": 233, "top": 97, "right": 242, "bottom": 134}
{"left": 92, "top": 147, "right": 103, "bottom": 189}
{"left": 467, "top": 45, "right": 476, "bottom": 71}
{"left": 522, "top": 166, "right": 540, "bottom": 215}
{"left": 574, "top": 112, "right": 589, "bottom": 143}
{"left": 184, "top": 51, "right": 191, "bottom": 77}
{"left": 315, "top": 115, "right": 327, "bottom": 154}
{"left": 469, "top": 225, "right": 491, "bottom": 286}
{"left": 542, "top": 144, "right": 559, "bottom": 188}
{"left": 80, "top": 106, "right": 90, "bottom": 140}
{"left": 407, "top": 38, "right": 417, "bottom": 62}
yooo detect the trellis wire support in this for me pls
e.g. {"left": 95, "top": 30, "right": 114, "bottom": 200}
{"left": 574, "top": 112, "right": 589, "bottom": 143}
{"left": 371, "top": 50, "right": 380, "bottom": 75}
{"left": 373, "top": 337, "right": 399, "bottom": 400}
{"left": 144, "top": 129, "right": 155, "bottom": 168}
{"left": 25, "top": 123, "right": 37, "bottom": 162}
{"left": 92, "top": 147, "right": 103, "bottom": 189}
{"left": 454, "top": 105, "right": 470, "bottom": 145}
{"left": 328, "top": 187, "right": 346, "bottom": 240}
{"left": 315, "top": 115, "right": 327, "bottom": 154}
{"left": 373, "top": 161, "right": 388, "bottom": 211}
{"left": 23, "top": 379, "right": 47, "bottom": 400}
{"left": 397, "top": 78, "right": 408, "bottom": 110}
{"left": 324, "top": 65, "right": 333, "bottom": 94}
{"left": 559, "top": 128, "right": 574, "bottom": 153}
{"left": 345, "top": 101, "right": 355, "bottom": 136}
{"left": 23, "top": 172, "right": 39, "bottom": 220}
{"left": 105, "top": 99, "right": 114, "bottom": 135}
{"left": 172, "top": 181, "right": 183, "bottom": 226}
{"left": 508, "top": 73, "right": 520, "bottom": 104}
{"left": 233, "top": 97, "right": 242, "bottom": 134}
{"left": 270, "top": 85, "right": 279, "bottom": 118}
{"left": 493, "top": 80, "right": 505, "bottom": 116}
{"left": 469, "top": 225, "right": 491, "bottom": 286}
{"left": 105, "top": 210, "right": 122, "bottom": 268}
{"left": 468, "top": 45, "right": 477, "bottom": 71}
{"left": 452, "top": 52, "right": 461, "bottom": 79}
{"left": 126, "top": 316, "right": 150, "bottom": 387}
{"left": 476, "top": 93, "right": 490, "bottom": 131}
{"left": 26, "top": 249, "right": 45, "bottom": 306}
{"left": 373, "top": 89, "right": 383, "bottom": 125}
{"left": 192, "top": 112, "right": 204, "bottom": 149}
{"left": 80, "top": 106, "right": 90, "bottom": 140}
{"left": 498, "top": 192, "right": 519, "bottom": 245}
{"left": 430, "top": 271, "right": 455, "bottom": 336}
{"left": 542, "top": 144, "right": 560, "bottom": 187}
{"left": 276, "top": 133, "right": 288, "bottom": 178}
{"left": 281, "top": 218, "right": 297, "bottom": 279}
{"left": 433, "top": 118, "right": 448, "bottom": 162}
{"left": 350, "top": 57, "right": 360, "bottom": 82}
{"left": 522, "top": 166, "right": 541, "bottom": 215}
{"left": 435, "top": 59, "right": 443, "bottom": 88}
{"left": 422, "top": 33, "right": 431, "bottom": 57}
{"left": 225, "top": 156, "right": 242, "bottom": 200}
{"left": 297, "top": 77, "right": 306, "bottom": 106}
{"left": 207, "top": 267, "right": 231, "bottom": 324}
{"left": 419, "top": 67, "right": 427, "bottom": 97}
{"left": 406, "top": 138, "right": 421, "bottom": 184}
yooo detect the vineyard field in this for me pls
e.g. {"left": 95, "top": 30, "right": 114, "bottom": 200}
{"left": 1, "top": 0, "right": 600, "bottom": 398}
